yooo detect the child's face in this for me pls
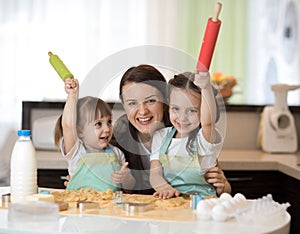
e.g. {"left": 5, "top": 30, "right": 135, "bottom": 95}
{"left": 82, "top": 115, "right": 113, "bottom": 151}
{"left": 169, "top": 88, "right": 201, "bottom": 138}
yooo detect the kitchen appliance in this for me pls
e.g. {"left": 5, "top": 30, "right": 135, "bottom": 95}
{"left": 258, "top": 84, "right": 300, "bottom": 153}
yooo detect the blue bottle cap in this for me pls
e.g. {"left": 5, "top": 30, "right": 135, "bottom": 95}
{"left": 18, "top": 130, "right": 31, "bottom": 137}
{"left": 40, "top": 190, "right": 50, "bottom": 194}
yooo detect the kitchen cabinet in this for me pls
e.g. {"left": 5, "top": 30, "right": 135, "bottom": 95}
{"left": 224, "top": 170, "right": 300, "bottom": 234}
{"left": 37, "top": 169, "right": 68, "bottom": 189}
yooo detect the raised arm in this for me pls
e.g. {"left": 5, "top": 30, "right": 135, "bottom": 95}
{"left": 61, "top": 78, "right": 79, "bottom": 154}
{"left": 193, "top": 72, "right": 217, "bottom": 143}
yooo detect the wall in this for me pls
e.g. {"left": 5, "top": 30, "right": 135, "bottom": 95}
{"left": 177, "top": 0, "right": 247, "bottom": 104}
{"left": 224, "top": 108, "right": 300, "bottom": 150}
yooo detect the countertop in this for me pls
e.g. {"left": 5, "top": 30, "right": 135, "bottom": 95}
{"left": 37, "top": 150, "right": 300, "bottom": 180}
{"left": 0, "top": 187, "right": 291, "bottom": 234}
{"left": 218, "top": 150, "right": 300, "bottom": 180}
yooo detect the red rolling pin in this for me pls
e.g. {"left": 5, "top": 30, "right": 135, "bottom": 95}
{"left": 197, "top": 2, "right": 222, "bottom": 72}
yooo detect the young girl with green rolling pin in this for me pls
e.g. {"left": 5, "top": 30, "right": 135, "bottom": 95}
{"left": 150, "top": 72, "right": 230, "bottom": 199}
{"left": 51, "top": 53, "right": 135, "bottom": 192}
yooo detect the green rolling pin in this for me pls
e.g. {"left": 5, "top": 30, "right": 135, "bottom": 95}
{"left": 48, "top": 51, "right": 74, "bottom": 81}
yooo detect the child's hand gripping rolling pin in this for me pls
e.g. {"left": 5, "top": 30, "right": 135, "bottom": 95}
{"left": 48, "top": 51, "right": 77, "bottom": 88}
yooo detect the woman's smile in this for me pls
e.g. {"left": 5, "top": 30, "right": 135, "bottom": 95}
{"left": 137, "top": 116, "right": 153, "bottom": 124}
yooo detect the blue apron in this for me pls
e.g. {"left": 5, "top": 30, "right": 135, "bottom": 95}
{"left": 159, "top": 127, "right": 216, "bottom": 196}
{"left": 67, "top": 148, "right": 121, "bottom": 192}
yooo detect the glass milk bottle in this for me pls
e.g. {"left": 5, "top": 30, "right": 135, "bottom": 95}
{"left": 10, "top": 130, "right": 37, "bottom": 203}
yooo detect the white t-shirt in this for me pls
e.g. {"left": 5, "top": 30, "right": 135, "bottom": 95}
{"left": 60, "top": 138, "right": 126, "bottom": 176}
{"left": 150, "top": 127, "right": 223, "bottom": 161}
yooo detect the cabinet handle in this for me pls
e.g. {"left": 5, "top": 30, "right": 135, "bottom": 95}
{"left": 227, "top": 177, "right": 253, "bottom": 182}
{"left": 60, "top": 176, "right": 67, "bottom": 180}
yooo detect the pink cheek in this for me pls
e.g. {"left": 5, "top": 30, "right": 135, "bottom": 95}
{"left": 127, "top": 109, "right": 136, "bottom": 119}
{"left": 169, "top": 113, "right": 175, "bottom": 120}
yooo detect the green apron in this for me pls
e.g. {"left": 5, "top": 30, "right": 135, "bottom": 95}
{"left": 67, "top": 148, "right": 121, "bottom": 192}
{"left": 159, "top": 127, "right": 216, "bottom": 196}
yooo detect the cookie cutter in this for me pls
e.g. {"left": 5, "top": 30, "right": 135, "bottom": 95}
{"left": 114, "top": 191, "right": 124, "bottom": 206}
{"left": 2, "top": 193, "right": 11, "bottom": 207}
{"left": 123, "top": 202, "right": 154, "bottom": 214}
{"left": 77, "top": 201, "right": 100, "bottom": 213}
{"left": 191, "top": 194, "right": 204, "bottom": 210}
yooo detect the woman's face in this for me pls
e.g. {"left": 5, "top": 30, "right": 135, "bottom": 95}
{"left": 121, "top": 82, "right": 164, "bottom": 135}
{"left": 169, "top": 88, "right": 201, "bottom": 138}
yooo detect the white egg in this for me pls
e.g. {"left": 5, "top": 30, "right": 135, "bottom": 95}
{"left": 222, "top": 200, "right": 232, "bottom": 209}
{"left": 234, "top": 193, "right": 246, "bottom": 201}
{"left": 220, "top": 192, "right": 232, "bottom": 200}
{"left": 196, "top": 201, "right": 212, "bottom": 220}
{"left": 212, "top": 204, "right": 226, "bottom": 214}
{"left": 197, "top": 200, "right": 212, "bottom": 213}
{"left": 211, "top": 204, "right": 228, "bottom": 222}
{"left": 220, "top": 200, "right": 235, "bottom": 213}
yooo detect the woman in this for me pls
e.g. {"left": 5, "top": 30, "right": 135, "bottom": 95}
{"left": 112, "top": 65, "right": 231, "bottom": 195}
{"left": 111, "top": 64, "right": 170, "bottom": 194}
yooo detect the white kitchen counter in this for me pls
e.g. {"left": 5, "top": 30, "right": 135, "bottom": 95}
{"left": 0, "top": 186, "right": 291, "bottom": 234}
{"left": 37, "top": 150, "right": 300, "bottom": 180}
{"left": 218, "top": 150, "right": 300, "bottom": 180}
